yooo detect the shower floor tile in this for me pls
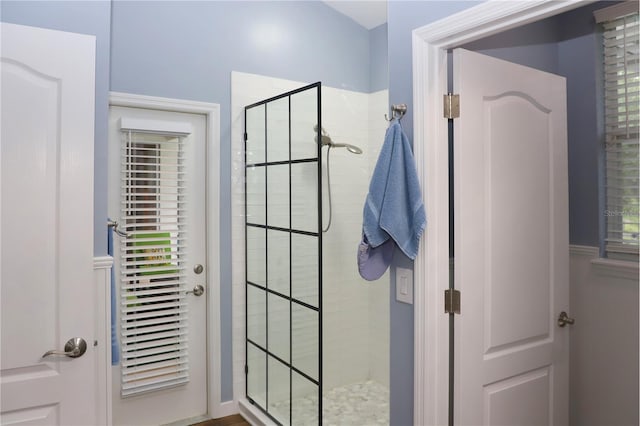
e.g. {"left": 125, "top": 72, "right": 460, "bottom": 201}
{"left": 271, "top": 380, "right": 389, "bottom": 426}
{"left": 323, "top": 380, "right": 389, "bottom": 426}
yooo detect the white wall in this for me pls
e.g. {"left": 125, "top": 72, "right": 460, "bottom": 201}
{"left": 321, "top": 87, "right": 389, "bottom": 390}
{"left": 231, "top": 72, "right": 389, "bottom": 407}
{"left": 367, "top": 90, "right": 391, "bottom": 387}
{"left": 569, "top": 246, "right": 639, "bottom": 426}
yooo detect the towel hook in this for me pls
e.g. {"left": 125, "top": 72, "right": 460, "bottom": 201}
{"left": 384, "top": 104, "right": 407, "bottom": 122}
{"left": 107, "top": 219, "right": 129, "bottom": 238}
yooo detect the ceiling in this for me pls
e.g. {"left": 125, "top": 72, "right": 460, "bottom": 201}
{"left": 322, "top": 1, "right": 388, "bottom": 30}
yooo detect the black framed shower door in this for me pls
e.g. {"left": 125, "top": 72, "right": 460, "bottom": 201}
{"left": 244, "top": 82, "right": 323, "bottom": 426}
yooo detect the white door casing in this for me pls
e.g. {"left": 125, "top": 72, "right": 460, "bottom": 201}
{"left": 108, "top": 92, "right": 227, "bottom": 421}
{"left": 0, "top": 23, "right": 96, "bottom": 424}
{"left": 453, "top": 48, "right": 569, "bottom": 425}
{"left": 108, "top": 105, "right": 209, "bottom": 425}
{"left": 411, "top": 2, "right": 588, "bottom": 424}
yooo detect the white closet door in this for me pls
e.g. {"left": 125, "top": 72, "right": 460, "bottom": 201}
{"left": 453, "top": 48, "right": 570, "bottom": 425}
{"left": 1, "top": 23, "right": 96, "bottom": 425}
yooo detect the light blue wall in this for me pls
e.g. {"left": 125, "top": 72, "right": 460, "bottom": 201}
{"left": 110, "top": 1, "right": 371, "bottom": 97}
{"left": 110, "top": 0, "right": 378, "bottom": 402}
{"left": 370, "top": 23, "right": 388, "bottom": 92}
{"left": 462, "top": 17, "right": 561, "bottom": 74}
{"left": 387, "top": 3, "right": 478, "bottom": 425}
{"left": 111, "top": 14, "right": 371, "bottom": 396}
{"left": 462, "top": 2, "right": 608, "bottom": 248}
{"left": 1, "top": 0, "right": 112, "bottom": 256}
{"left": 2, "top": 0, "right": 381, "bottom": 405}
{"left": 1, "top": 0, "right": 374, "bottom": 259}
{"left": 558, "top": 3, "right": 606, "bottom": 248}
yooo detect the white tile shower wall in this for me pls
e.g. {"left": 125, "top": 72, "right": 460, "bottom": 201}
{"left": 232, "top": 72, "right": 313, "bottom": 406}
{"left": 321, "top": 88, "right": 372, "bottom": 390}
{"left": 231, "top": 72, "right": 389, "bottom": 406}
{"left": 367, "top": 90, "right": 390, "bottom": 388}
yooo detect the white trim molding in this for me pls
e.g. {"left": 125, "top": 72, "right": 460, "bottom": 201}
{"left": 108, "top": 92, "right": 224, "bottom": 419}
{"left": 594, "top": 0, "right": 639, "bottom": 23}
{"left": 569, "top": 245, "right": 639, "bottom": 281}
{"left": 94, "top": 256, "right": 113, "bottom": 426}
{"left": 110, "top": 92, "right": 221, "bottom": 115}
{"left": 591, "top": 257, "right": 640, "bottom": 280}
{"left": 569, "top": 245, "right": 599, "bottom": 258}
{"left": 94, "top": 256, "right": 114, "bottom": 269}
{"left": 411, "top": 1, "right": 593, "bottom": 424}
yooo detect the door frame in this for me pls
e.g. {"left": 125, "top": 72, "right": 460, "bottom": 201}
{"left": 107, "top": 92, "right": 228, "bottom": 419}
{"left": 410, "top": 1, "right": 594, "bottom": 424}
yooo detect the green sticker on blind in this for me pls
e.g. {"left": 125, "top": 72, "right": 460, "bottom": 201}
{"left": 133, "top": 232, "right": 177, "bottom": 276}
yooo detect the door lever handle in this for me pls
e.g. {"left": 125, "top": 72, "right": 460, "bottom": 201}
{"left": 186, "top": 284, "right": 205, "bottom": 297}
{"left": 557, "top": 311, "right": 575, "bottom": 328}
{"left": 42, "top": 337, "right": 87, "bottom": 358}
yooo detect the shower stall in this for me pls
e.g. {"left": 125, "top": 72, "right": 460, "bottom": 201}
{"left": 242, "top": 79, "right": 389, "bottom": 426}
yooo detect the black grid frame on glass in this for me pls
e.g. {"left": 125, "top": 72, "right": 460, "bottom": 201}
{"left": 244, "top": 82, "right": 323, "bottom": 426}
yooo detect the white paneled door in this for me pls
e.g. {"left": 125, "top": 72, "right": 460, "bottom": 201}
{"left": 0, "top": 23, "right": 96, "bottom": 424}
{"left": 453, "top": 48, "right": 570, "bottom": 425}
{"left": 108, "top": 106, "right": 207, "bottom": 425}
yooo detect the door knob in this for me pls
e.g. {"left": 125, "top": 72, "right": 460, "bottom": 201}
{"left": 42, "top": 337, "right": 87, "bottom": 358}
{"left": 557, "top": 311, "right": 575, "bottom": 327}
{"left": 187, "top": 284, "right": 205, "bottom": 297}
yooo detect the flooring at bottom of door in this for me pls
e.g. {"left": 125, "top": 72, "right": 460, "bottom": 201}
{"left": 192, "top": 414, "right": 250, "bottom": 426}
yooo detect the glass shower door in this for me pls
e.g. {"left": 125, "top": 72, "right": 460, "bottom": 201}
{"left": 245, "top": 83, "right": 322, "bottom": 425}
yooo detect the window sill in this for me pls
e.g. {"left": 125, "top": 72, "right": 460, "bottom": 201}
{"left": 590, "top": 257, "right": 639, "bottom": 280}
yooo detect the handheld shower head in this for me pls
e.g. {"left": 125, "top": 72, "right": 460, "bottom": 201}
{"left": 331, "top": 143, "right": 363, "bottom": 154}
{"left": 314, "top": 125, "right": 363, "bottom": 154}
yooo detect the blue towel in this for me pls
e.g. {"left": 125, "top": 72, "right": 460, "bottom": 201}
{"left": 363, "top": 122, "right": 426, "bottom": 259}
{"left": 107, "top": 222, "right": 120, "bottom": 366}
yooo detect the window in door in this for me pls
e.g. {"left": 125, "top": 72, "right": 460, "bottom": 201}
{"left": 119, "top": 129, "right": 189, "bottom": 396}
{"left": 597, "top": 3, "right": 640, "bottom": 259}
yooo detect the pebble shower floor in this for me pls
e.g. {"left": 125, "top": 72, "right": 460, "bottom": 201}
{"left": 270, "top": 380, "right": 389, "bottom": 426}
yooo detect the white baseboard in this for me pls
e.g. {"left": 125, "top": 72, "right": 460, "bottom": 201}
{"left": 215, "top": 400, "right": 239, "bottom": 419}
{"left": 238, "top": 399, "right": 277, "bottom": 426}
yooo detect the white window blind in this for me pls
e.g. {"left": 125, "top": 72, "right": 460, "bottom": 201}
{"left": 119, "top": 130, "right": 189, "bottom": 396}
{"left": 601, "top": 6, "right": 640, "bottom": 257}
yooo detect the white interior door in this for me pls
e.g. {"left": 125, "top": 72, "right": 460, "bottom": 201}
{"left": 0, "top": 23, "right": 96, "bottom": 424}
{"left": 453, "top": 48, "right": 570, "bottom": 425}
{"left": 108, "top": 106, "right": 208, "bottom": 425}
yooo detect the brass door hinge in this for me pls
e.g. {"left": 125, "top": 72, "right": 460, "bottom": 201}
{"left": 444, "top": 289, "right": 460, "bottom": 314}
{"left": 444, "top": 94, "right": 460, "bottom": 119}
